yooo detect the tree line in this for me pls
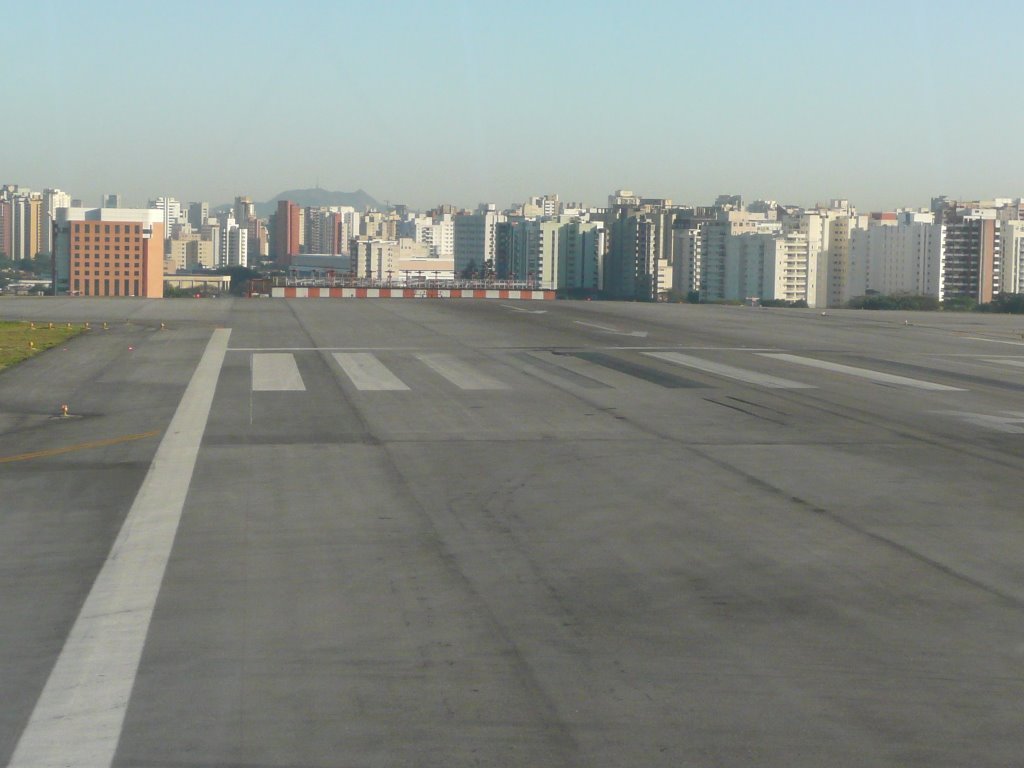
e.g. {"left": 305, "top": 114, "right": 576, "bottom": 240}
{"left": 846, "top": 292, "right": 1024, "bottom": 313}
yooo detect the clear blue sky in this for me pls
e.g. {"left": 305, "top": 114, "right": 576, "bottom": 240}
{"left": 2, "top": 0, "right": 1021, "bottom": 210}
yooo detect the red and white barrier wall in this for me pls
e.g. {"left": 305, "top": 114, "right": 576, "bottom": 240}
{"left": 271, "top": 287, "right": 556, "bottom": 300}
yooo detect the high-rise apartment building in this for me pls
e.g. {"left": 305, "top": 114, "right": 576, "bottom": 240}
{"left": 272, "top": 200, "right": 301, "bottom": 264}
{"left": 361, "top": 210, "right": 400, "bottom": 241}
{"left": 218, "top": 213, "right": 249, "bottom": 267}
{"left": 939, "top": 211, "right": 1001, "bottom": 303}
{"left": 7, "top": 192, "right": 44, "bottom": 261}
{"left": 0, "top": 198, "right": 11, "bottom": 258}
{"left": 234, "top": 196, "right": 255, "bottom": 225}
{"left": 399, "top": 213, "right": 454, "bottom": 260}
{"left": 782, "top": 201, "right": 861, "bottom": 307}
{"left": 498, "top": 216, "right": 605, "bottom": 290}
{"left": 700, "top": 210, "right": 780, "bottom": 302}
{"left": 188, "top": 201, "right": 209, "bottom": 230}
{"left": 453, "top": 205, "right": 504, "bottom": 276}
{"left": 41, "top": 189, "right": 71, "bottom": 255}
{"left": 672, "top": 225, "right": 703, "bottom": 295}
{"left": 149, "top": 197, "right": 184, "bottom": 241}
{"left": 1001, "top": 220, "right": 1024, "bottom": 295}
{"left": 847, "top": 211, "right": 938, "bottom": 300}
{"left": 167, "top": 232, "right": 215, "bottom": 272}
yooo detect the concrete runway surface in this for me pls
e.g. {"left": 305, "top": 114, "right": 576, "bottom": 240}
{"left": 2, "top": 296, "right": 1023, "bottom": 767}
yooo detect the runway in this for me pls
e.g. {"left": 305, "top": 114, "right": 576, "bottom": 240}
{"left": 2, "top": 296, "right": 1023, "bottom": 767}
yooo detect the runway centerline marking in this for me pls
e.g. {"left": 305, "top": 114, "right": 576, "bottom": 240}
{"left": 8, "top": 327, "right": 231, "bottom": 768}
{"left": 759, "top": 353, "right": 966, "bottom": 391}
{"left": 0, "top": 431, "right": 160, "bottom": 465}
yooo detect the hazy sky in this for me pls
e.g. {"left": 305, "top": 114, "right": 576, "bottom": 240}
{"left": 3, "top": 0, "right": 1022, "bottom": 211}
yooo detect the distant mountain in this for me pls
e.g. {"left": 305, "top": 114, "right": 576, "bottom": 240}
{"left": 252, "top": 188, "right": 383, "bottom": 218}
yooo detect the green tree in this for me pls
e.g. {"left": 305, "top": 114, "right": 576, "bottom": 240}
{"left": 942, "top": 296, "right": 977, "bottom": 312}
{"left": 216, "top": 266, "right": 260, "bottom": 296}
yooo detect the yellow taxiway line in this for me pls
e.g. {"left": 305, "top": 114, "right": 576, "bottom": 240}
{"left": 0, "top": 430, "right": 160, "bottom": 464}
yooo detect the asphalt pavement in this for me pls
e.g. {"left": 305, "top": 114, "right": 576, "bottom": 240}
{"left": 2, "top": 296, "right": 1024, "bottom": 767}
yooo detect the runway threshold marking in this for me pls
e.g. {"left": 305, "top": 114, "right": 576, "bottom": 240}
{"left": 982, "top": 358, "right": 1024, "bottom": 368}
{"left": 964, "top": 337, "right": 1024, "bottom": 346}
{"left": 7, "top": 327, "right": 231, "bottom": 768}
{"left": 500, "top": 304, "right": 546, "bottom": 314}
{"left": 758, "top": 353, "right": 966, "bottom": 391}
{"left": 416, "top": 353, "right": 508, "bottom": 390}
{"left": 643, "top": 352, "right": 815, "bottom": 389}
{"left": 251, "top": 352, "right": 306, "bottom": 391}
{"left": 934, "top": 410, "right": 1024, "bottom": 433}
{"left": 574, "top": 320, "right": 648, "bottom": 338}
{"left": 0, "top": 431, "right": 160, "bottom": 464}
{"left": 333, "top": 352, "right": 410, "bottom": 391}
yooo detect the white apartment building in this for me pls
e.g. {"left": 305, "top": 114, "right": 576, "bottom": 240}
{"left": 1001, "top": 220, "right": 1024, "bottom": 294}
{"left": 766, "top": 232, "right": 813, "bottom": 304}
{"left": 41, "top": 188, "right": 71, "bottom": 255}
{"left": 361, "top": 210, "right": 399, "bottom": 241}
{"left": 400, "top": 214, "right": 455, "bottom": 259}
{"left": 523, "top": 194, "right": 562, "bottom": 218}
{"left": 149, "top": 197, "right": 183, "bottom": 238}
{"left": 782, "top": 202, "right": 861, "bottom": 308}
{"left": 222, "top": 222, "right": 248, "bottom": 268}
{"left": 848, "top": 211, "right": 938, "bottom": 300}
{"left": 166, "top": 233, "right": 215, "bottom": 272}
{"left": 216, "top": 212, "right": 248, "bottom": 267}
{"left": 719, "top": 231, "right": 813, "bottom": 304}
{"left": 672, "top": 226, "right": 702, "bottom": 294}
{"left": 502, "top": 216, "right": 604, "bottom": 290}
{"left": 700, "top": 211, "right": 780, "bottom": 302}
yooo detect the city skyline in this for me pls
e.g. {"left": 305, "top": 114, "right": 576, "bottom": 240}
{"left": 4, "top": 1, "right": 1024, "bottom": 210}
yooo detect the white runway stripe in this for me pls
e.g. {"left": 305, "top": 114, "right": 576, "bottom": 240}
{"left": 7, "top": 328, "right": 231, "bottom": 768}
{"left": 416, "top": 353, "right": 508, "bottom": 390}
{"left": 759, "top": 353, "right": 965, "bottom": 391}
{"left": 643, "top": 352, "right": 814, "bottom": 389}
{"left": 333, "top": 352, "right": 409, "bottom": 391}
{"left": 251, "top": 353, "right": 306, "bottom": 391}
{"left": 983, "top": 358, "right": 1024, "bottom": 369}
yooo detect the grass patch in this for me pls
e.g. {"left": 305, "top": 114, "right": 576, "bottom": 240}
{"left": 0, "top": 321, "right": 86, "bottom": 372}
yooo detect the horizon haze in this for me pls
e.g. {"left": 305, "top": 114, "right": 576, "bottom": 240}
{"left": 3, "top": 0, "right": 1023, "bottom": 211}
